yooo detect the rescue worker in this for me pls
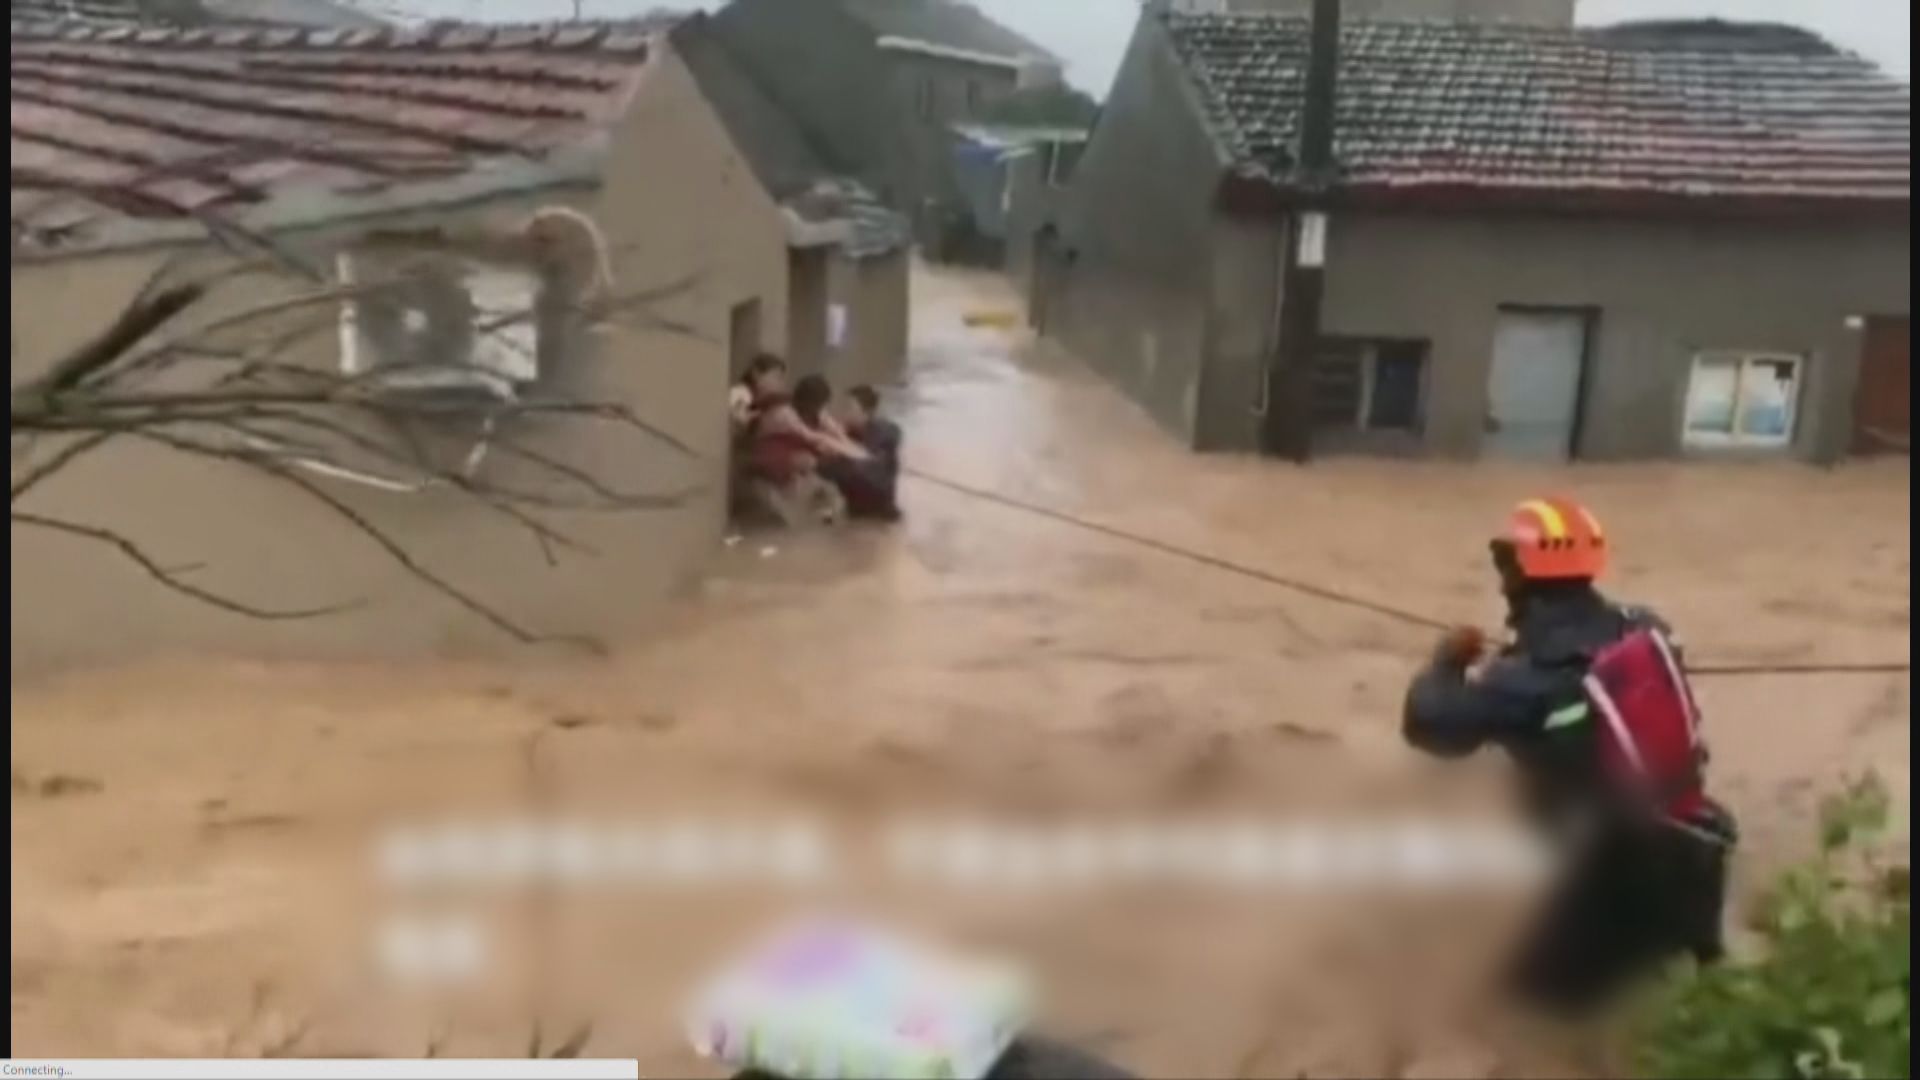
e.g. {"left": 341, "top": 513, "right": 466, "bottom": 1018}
{"left": 1402, "top": 496, "right": 1737, "bottom": 1015}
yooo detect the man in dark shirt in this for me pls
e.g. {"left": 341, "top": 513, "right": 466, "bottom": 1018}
{"left": 839, "top": 384, "right": 903, "bottom": 521}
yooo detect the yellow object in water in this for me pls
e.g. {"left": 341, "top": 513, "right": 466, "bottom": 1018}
{"left": 962, "top": 310, "right": 1021, "bottom": 330}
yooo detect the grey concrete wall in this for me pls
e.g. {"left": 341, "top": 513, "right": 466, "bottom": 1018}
{"left": 1005, "top": 148, "right": 1081, "bottom": 296}
{"left": 892, "top": 50, "right": 1023, "bottom": 130}
{"left": 1313, "top": 210, "right": 1912, "bottom": 462}
{"left": 889, "top": 54, "right": 1022, "bottom": 251}
{"left": 826, "top": 248, "right": 911, "bottom": 392}
{"left": 1049, "top": 17, "right": 1226, "bottom": 444}
{"left": 710, "top": 0, "right": 1013, "bottom": 227}
{"left": 10, "top": 50, "right": 791, "bottom": 673}
{"left": 711, "top": 0, "right": 911, "bottom": 204}
{"left": 787, "top": 247, "right": 832, "bottom": 377}
{"left": 599, "top": 47, "right": 794, "bottom": 374}
{"left": 1004, "top": 150, "right": 1047, "bottom": 293}
{"left": 1221, "top": 0, "right": 1574, "bottom": 24}
{"left": 1197, "top": 212, "right": 1286, "bottom": 452}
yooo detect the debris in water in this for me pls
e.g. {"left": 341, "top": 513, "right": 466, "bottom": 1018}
{"left": 31, "top": 774, "right": 103, "bottom": 798}
{"left": 963, "top": 310, "right": 1020, "bottom": 329}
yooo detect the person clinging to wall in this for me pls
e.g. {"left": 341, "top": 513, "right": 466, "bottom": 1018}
{"left": 1401, "top": 497, "right": 1738, "bottom": 1015}
{"left": 835, "top": 384, "right": 904, "bottom": 522}
{"left": 732, "top": 354, "right": 790, "bottom": 436}
{"left": 743, "top": 371, "right": 865, "bottom": 527}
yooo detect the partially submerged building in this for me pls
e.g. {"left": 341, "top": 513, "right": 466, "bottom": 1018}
{"left": 9, "top": 17, "right": 904, "bottom": 669}
{"left": 669, "top": 12, "right": 911, "bottom": 389}
{"left": 1044, "top": 13, "right": 1911, "bottom": 461}
{"left": 709, "top": 0, "right": 1062, "bottom": 251}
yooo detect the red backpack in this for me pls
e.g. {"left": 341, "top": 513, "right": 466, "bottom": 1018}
{"left": 1581, "top": 626, "right": 1710, "bottom": 825}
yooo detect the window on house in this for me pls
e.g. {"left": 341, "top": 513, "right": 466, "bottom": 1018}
{"left": 965, "top": 79, "right": 982, "bottom": 114}
{"left": 1311, "top": 337, "right": 1429, "bottom": 432}
{"left": 1683, "top": 351, "right": 1803, "bottom": 448}
{"left": 916, "top": 77, "right": 936, "bottom": 121}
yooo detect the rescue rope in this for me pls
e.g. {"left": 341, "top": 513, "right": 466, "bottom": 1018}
{"left": 903, "top": 467, "right": 1912, "bottom": 681}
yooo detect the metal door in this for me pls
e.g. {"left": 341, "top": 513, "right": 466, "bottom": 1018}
{"left": 1852, "top": 316, "right": 1910, "bottom": 454}
{"left": 1486, "top": 310, "right": 1588, "bottom": 460}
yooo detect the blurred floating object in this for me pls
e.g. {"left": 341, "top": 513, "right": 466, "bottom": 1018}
{"left": 0, "top": 1063, "right": 638, "bottom": 1078}
{"left": 962, "top": 310, "right": 1021, "bottom": 330}
{"left": 375, "top": 912, "right": 486, "bottom": 985}
{"left": 690, "top": 917, "right": 1032, "bottom": 1080}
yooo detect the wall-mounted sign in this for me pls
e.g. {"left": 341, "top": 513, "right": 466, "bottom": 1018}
{"left": 1298, "top": 211, "right": 1328, "bottom": 269}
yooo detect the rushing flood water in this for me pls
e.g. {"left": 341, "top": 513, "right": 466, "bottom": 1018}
{"left": 11, "top": 262, "right": 1910, "bottom": 1076}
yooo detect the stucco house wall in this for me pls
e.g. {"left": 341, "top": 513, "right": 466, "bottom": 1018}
{"left": 1310, "top": 211, "right": 1913, "bottom": 462}
{"left": 596, "top": 46, "right": 795, "bottom": 383}
{"left": 663, "top": 14, "right": 912, "bottom": 390}
{"left": 826, "top": 247, "right": 911, "bottom": 392}
{"left": 9, "top": 47, "right": 790, "bottom": 674}
{"left": 710, "top": 0, "right": 911, "bottom": 204}
{"left": 891, "top": 49, "right": 1022, "bottom": 130}
{"left": 1193, "top": 209, "right": 1913, "bottom": 460}
{"left": 1050, "top": 17, "right": 1225, "bottom": 443}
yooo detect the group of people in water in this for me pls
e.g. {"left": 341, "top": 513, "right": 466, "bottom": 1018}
{"left": 729, "top": 353, "right": 903, "bottom": 527}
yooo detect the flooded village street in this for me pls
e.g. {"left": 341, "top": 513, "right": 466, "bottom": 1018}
{"left": 11, "top": 263, "right": 1911, "bottom": 1077}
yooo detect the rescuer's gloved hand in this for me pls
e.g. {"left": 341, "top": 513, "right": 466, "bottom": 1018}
{"left": 1433, "top": 625, "right": 1488, "bottom": 670}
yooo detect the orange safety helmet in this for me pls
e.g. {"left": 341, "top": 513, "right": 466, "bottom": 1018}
{"left": 1501, "top": 496, "right": 1608, "bottom": 581}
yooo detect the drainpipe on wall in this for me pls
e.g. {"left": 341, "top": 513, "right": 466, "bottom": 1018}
{"left": 1262, "top": 0, "right": 1340, "bottom": 463}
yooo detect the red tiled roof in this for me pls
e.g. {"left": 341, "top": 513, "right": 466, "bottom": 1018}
{"left": 1163, "top": 14, "right": 1912, "bottom": 209}
{"left": 9, "top": 20, "right": 657, "bottom": 239}
{"left": 9, "top": 0, "right": 387, "bottom": 30}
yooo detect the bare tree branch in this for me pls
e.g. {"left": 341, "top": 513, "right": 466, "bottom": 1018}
{"left": 193, "top": 206, "right": 328, "bottom": 284}
{"left": 21, "top": 284, "right": 205, "bottom": 399}
{"left": 13, "top": 196, "right": 708, "bottom": 646}
{"left": 217, "top": 405, "right": 699, "bottom": 511}
{"left": 210, "top": 415, "right": 602, "bottom": 560}
{"left": 129, "top": 428, "right": 602, "bottom": 651}
{"left": 11, "top": 510, "right": 359, "bottom": 620}
{"left": 12, "top": 431, "right": 116, "bottom": 501}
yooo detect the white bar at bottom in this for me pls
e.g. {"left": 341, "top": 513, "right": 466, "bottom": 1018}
{"left": 2, "top": 1062, "right": 638, "bottom": 1080}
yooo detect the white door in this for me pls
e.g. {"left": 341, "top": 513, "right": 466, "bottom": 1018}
{"left": 1486, "top": 310, "right": 1588, "bottom": 461}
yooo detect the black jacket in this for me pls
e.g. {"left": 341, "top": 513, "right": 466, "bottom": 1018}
{"left": 1403, "top": 586, "right": 1672, "bottom": 821}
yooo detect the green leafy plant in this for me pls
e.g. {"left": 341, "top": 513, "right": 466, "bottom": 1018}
{"left": 1628, "top": 774, "right": 1910, "bottom": 1079}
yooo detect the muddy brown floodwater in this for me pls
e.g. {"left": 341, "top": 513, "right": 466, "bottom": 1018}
{"left": 11, "top": 263, "right": 1911, "bottom": 1077}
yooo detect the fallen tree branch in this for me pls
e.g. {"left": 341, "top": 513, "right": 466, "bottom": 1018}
{"left": 13, "top": 197, "right": 703, "bottom": 646}
{"left": 212, "top": 415, "right": 601, "bottom": 561}
{"left": 11, "top": 430, "right": 116, "bottom": 501}
{"left": 130, "top": 429, "right": 602, "bottom": 651}
{"left": 11, "top": 509, "right": 357, "bottom": 620}
{"left": 21, "top": 283, "right": 204, "bottom": 399}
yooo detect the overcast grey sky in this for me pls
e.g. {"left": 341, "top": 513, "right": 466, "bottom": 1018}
{"left": 399, "top": 1, "right": 1911, "bottom": 88}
